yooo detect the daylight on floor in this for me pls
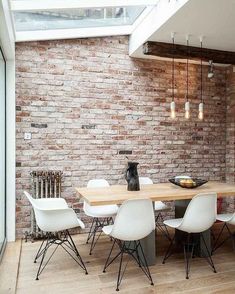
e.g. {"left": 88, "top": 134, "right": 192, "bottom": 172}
{"left": 0, "top": 0, "right": 235, "bottom": 293}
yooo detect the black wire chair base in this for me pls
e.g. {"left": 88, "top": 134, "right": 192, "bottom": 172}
{"left": 103, "top": 239, "right": 154, "bottom": 291}
{"left": 155, "top": 212, "right": 172, "bottom": 242}
{"left": 86, "top": 217, "right": 113, "bottom": 255}
{"left": 162, "top": 232, "right": 217, "bottom": 279}
{"left": 34, "top": 230, "right": 88, "bottom": 280}
{"left": 212, "top": 223, "right": 235, "bottom": 253}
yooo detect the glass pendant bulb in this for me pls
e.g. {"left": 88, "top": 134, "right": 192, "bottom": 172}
{"left": 170, "top": 101, "right": 176, "bottom": 119}
{"left": 185, "top": 101, "right": 190, "bottom": 119}
{"left": 185, "top": 36, "right": 190, "bottom": 120}
{"left": 199, "top": 37, "right": 204, "bottom": 121}
{"left": 198, "top": 102, "right": 203, "bottom": 120}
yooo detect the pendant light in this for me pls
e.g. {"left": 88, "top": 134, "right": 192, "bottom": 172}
{"left": 208, "top": 60, "right": 214, "bottom": 78}
{"left": 198, "top": 37, "right": 204, "bottom": 120}
{"left": 170, "top": 32, "right": 176, "bottom": 119}
{"left": 185, "top": 35, "right": 190, "bottom": 119}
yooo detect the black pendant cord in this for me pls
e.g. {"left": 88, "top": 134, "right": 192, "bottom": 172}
{"left": 186, "top": 38, "right": 189, "bottom": 102}
{"left": 172, "top": 35, "right": 175, "bottom": 102}
{"left": 200, "top": 40, "right": 203, "bottom": 103}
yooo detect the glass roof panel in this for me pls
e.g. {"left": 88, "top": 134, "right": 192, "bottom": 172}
{"left": 14, "top": 6, "right": 145, "bottom": 31}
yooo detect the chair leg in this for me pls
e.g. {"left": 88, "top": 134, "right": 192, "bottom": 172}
{"left": 212, "top": 223, "right": 232, "bottom": 253}
{"left": 156, "top": 212, "right": 172, "bottom": 242}
{"left": 116, "top": 243, "right": 125, "bottom": 292}
{"left": 183, "top": 233, "right": 194, "bottom": 279}
{"left": 66, "top": 230, "right": 88, "bottom": 274}
{"left": 36, "top": 235, "right": 58, "bottom": 280}
{"left": 88, "top": 217, "right": 112, "bottom": 255}
{"left": 35, "top": 230, "right": 88, "bottom": 280}
{"left": 200, "top": 233, "right": 217, "bottom": 274}
{"left": 89, "top": 220, "right": 102, "bottom": 255}
{"left": 86, "top": 218, "right": 95, "bottom": 244}
{"left": 134, "top": 241, "right": 141, "bottom": 268}
{"left": 137, "top": 241, "right": 154, "bottom": 286}
{"left": 225, "top": 224, "right": 235, "bottom": 251}
{"left": 162, "top": 234, "right": 175, "bottom": 264}
{"left": 211, "top": 229, "right": 216, "bottom": 241}
{"left": 34, "top": 238, "right": 46, "bottom": 263}
{"left": 103, "top": 239, "right": 119, "bottom": 273}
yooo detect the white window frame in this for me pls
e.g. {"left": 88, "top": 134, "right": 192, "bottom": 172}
{"left": 11, "top": 0, "right": 158, "bottom": 11}
{"left": 0, "top": 0, "right": 16, "bottom": 242}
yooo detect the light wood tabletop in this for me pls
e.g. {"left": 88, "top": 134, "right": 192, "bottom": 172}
{"left": 76, "top": 181, "right": 235, "bottom": 206}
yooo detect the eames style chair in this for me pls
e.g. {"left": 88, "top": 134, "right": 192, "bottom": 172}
{"left": 102, "top": 198, "right": 155, "bottom": 291}
{"left": 162, "top": 192, "right": 217, "bottom": 279}
{"left": 24, "top": 191, "right": 88, "bottom": 280}
{"left": 84, "top": 179, "right": 119, "bottom": 254}
{"left": 139, "top": 177, "right": 171, "bottom": 241}
{"left": 213, "top": 212, "right": 235, "bottom": 252}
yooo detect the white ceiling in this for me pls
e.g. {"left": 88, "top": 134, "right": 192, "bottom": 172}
{"left": 131, "top": 0, "right": 235, "bottom": 59}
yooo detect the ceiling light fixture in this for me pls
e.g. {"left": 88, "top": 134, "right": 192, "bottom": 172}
{"left": 208, "top": 60, "right": 214, "bottom": 78}
{"left": 185, "top": 35, "right": 190, "bottom": 119}
{"left": 170, "top": 32, "right": 176, "bottom": 119}
{"left": 198, "top": 36, "right": 204, "bottom": 120}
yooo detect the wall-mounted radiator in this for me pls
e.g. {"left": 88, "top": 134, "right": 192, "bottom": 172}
{"left": 25, "top": 170, "right": 63, "bottom": 241}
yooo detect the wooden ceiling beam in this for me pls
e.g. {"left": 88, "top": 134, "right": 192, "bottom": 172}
{"left": 143, "top": 41, "right": 235, "bottom": 64}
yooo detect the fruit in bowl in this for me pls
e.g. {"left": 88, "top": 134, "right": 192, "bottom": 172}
{"left": 179, "top": 178, "right": 196, "bottom": 188}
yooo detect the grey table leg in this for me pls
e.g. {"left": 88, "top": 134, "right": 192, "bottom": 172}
{"left": 139, "top": 201, "right": 156, "bottom": 266}
{"left": 140, "top": 229, "right": 156, "bottom": 266}
{"left": 175, "top": 200, "right": 211, "bottom": 256}
{"left": 125, "top": 230, "right": 156, "bottom": 266}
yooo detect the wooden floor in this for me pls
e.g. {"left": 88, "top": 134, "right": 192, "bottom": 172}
{"left": 3, "top": 226, "right": 235, "bottom": 294}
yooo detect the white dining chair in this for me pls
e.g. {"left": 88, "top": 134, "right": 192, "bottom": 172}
{"left": 102, "top": 198, "right": 155, "bottom": 291}
{"left": 212, "top": 212, "right": 235, "bottom": 252}
{"left": 84, "top": 179, "right": 119, "bottom": 255}
{"left": 162, "top": 192, "right": 217, "bottom": 279}
{"left": 24, "top": 191, "right": 88, "bottom": 280}
{"left": 139, "top": 177, "right": 171, "bottom": 241}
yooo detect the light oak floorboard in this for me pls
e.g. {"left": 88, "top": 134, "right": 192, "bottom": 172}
{"left": 0, "top": 240, "right": 22, "bottom": 294}
{"left": 2, "top": 224, "right": 234, "bottom": 294}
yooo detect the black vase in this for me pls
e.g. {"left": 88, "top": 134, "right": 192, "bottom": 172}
{"left": 125, "top": 162, "right": 140, "bottom": 191}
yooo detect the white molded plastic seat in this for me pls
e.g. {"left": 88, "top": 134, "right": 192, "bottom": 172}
{"left": 102, "top": 225, "right": 113, "bottom": 236}
{"left": 164, "top": 218, "right": 183, "bottom": 229}
{"left": 216, "top": 213, "right": 235, "bottom": 225}
{"left": 84, "top": 179, "right": 118, "bottom": 218}
{"left": 102, "top": 198, "right": 155, "bottom": 291}
{"left": 24, "top": 191, "right": 85, "bottom": 232}
{"left": 84, "top": 203, "right": 118, "bottom": 218}
{"left": 103, "top": 198, "right": 155, "bottom": 241}
{"left": 139, "top": 177, "right": 169, "bottom": 212}
{"left": 154, "top": 201, "right": 169, "bottom": 211}
{"left": 24, "top": 191, "right": 87, "bottom": 279}
{"left": 164, "top": 192, "right": 217, "bottom": 233}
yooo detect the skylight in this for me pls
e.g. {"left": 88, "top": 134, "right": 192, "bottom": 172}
{"left": 10, "top": 1, "right": 158, "bottom": 42}
{"left": 14, "top": 7, "right": 145, "bottom": 31}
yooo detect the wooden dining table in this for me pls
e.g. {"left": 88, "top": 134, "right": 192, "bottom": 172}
{"left": 76, "top": 181, "right": 235, "bottom": 265}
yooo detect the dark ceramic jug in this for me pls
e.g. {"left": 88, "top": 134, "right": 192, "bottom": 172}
{"left": 125, "top": 162, "right": 140, "bottom": 191}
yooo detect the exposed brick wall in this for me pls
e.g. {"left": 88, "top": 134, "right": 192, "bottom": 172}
{"left": 15, "top": 36, "right": 228, "bottom": 237}
{"left": 225, "top": 66, "right": 235, "bottom": 212}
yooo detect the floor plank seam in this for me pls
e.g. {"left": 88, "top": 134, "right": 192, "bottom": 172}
{"left": 15, "top": 239, "right": 23, "bottom": 294}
